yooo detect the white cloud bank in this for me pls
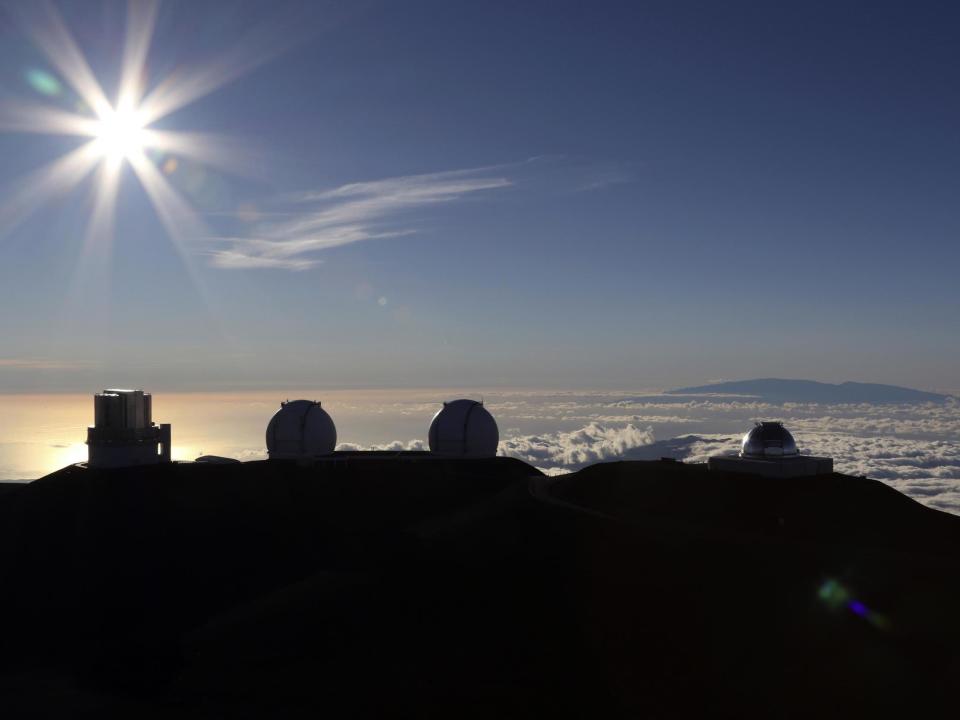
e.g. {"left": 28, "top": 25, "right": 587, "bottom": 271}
{"left": 489, "top": 394, "right": 960, "bottom": 513}
{"left": 499, "top": 422, "right": 655, "bottom": 474}
{"left": 209, "top": 167, "right": 510, "bottom": 270}
{"left": 336, "top": 439, "right": 428, "bottom": 452}
{"left": 219, "top": 392, "right": 960, "bottom": 514}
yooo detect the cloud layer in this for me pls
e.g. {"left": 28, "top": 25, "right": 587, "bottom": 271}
{"left": 336, "top": 439, "right": 427, "bottom": 452}
{"left": 485, "top": 393, "right": 960, "bottom": 512}
{"left": 282, "top": 392, "right": 960, "bottom": 512}
{"left": 499, "top": 422, "right": 654, "bottom": 473}
{"left": 32, "top": 389, "right": 948, "bottom": 514}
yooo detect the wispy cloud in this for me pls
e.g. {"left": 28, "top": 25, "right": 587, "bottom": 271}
{"left": 573, "top": 165, "right": 633, "bottom": 193}
{"left": 208, "top": 166, "right": 511, "bottom": 270}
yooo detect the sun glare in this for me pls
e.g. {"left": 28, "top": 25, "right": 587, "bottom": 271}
{"left": 0, "top": 0, "right": 273, "bottom": 283}
{"left": 93, "top": 107, "right": 147, "bottom": 161}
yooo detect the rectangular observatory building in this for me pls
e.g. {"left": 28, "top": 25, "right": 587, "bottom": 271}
{"left": 86, "top": 389, "right": 171, "bottom": 469}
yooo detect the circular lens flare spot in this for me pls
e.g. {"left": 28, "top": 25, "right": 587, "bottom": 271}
{"left": 25, "top": 68, "right": 62, "bottom": 97}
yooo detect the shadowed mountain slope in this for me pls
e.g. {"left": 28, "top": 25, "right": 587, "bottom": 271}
{"left": 0, "top": 455, "right": 959, "bottom": 718}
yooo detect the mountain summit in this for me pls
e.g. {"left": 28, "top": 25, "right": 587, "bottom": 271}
{"left": 666, "top": 378, "right": 952, "bottom": 404}
{"left": 2, "top": 456, "right": 959, "bottom": 717}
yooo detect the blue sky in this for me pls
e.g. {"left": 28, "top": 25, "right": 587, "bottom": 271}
{"left": 0, "top": 0, "right": 958, "bottom": 392}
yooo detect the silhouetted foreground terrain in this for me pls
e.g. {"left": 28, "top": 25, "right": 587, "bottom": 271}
{"left": 1, "top": 455, "right": 959, "bottom": 718}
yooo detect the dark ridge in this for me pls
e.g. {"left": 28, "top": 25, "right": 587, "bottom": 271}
{"left": 1, "top": 456, "right": 959, "bottom": 718}
{"left": 665, "top": 378, "right": 952, "bottom": 404}
{"left": 0, "top": 481, "right": 27, "bottom": 499}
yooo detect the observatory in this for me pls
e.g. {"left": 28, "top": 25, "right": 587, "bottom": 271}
{"left": 708, "top": 421, "right": 832, "bottom": 478}
{"left": 741, "top": 421, "right": 799, "bottom": 458}
{"left": 266, "top": 400, "right": 337, "bottom": 460}
{"left": 86, "top": 389, "right": 171, "bottom": 469}
{"left": 428, "top": 399, "right": 499, "bottom": 458}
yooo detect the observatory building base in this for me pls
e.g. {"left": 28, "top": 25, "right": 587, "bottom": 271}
{"left": 708, "top": 455, "right": 833, "bottom": 478}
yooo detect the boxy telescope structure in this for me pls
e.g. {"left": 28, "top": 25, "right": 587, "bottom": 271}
{"left": 86, "top": 389, "right": 171, "bottom": 469}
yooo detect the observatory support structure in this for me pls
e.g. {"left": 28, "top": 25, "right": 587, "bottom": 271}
{"left": 708, "top": 422, "right": 832, "bottom": 478}
{"left": 87, "top": 389, "right": 172, "bottom": 469}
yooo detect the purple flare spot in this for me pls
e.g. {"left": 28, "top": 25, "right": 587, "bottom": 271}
{"left": 848, "top": 600, "right": 867, "bottom": 616}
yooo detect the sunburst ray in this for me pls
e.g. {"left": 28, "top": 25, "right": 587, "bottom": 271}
{"left": 126, "top": 147, "right": 216, "bottom": 310}
{"left": 136, "top": 24, "right": 287, "bottom": 127}
{"left": 10, "top": 0, "right": 113, "bottom": 119}
{"left": 143, "top": 129, "right": 265, "bottom": 178}
{"left": 0, "top": 140, "right": 102, "bottom": 238}
{"left": 0, "top": 101, "right": 99, "bottom": 137}
{"left": 63, "top": 157, "right": 124, "bottom": 317}
{"left": 0, "top": 0, "right": 281, "bottom": 281}
{"left": 118, "top": 0, "right": 160, "bottom": 112}
{"left": 0, "top": 0, "right": 312, "bottom": 361}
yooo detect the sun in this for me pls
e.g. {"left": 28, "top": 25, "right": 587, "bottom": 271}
{"left": 0, "top": 0, "right": 269, "bottom": 264}
{"left": 93, "top": 106, "right": 148, "bottom": 162}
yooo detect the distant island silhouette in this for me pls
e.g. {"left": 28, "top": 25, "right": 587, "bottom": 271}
{"left": 666, "top": 378, "right": 953, "bottom": 404}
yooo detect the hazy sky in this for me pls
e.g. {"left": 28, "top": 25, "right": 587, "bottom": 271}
{"left": 0, "top": 0, "right": 958, "bottom": 393}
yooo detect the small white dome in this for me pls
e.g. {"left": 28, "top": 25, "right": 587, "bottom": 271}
{"left": 266, "top": 400, "right": 337, "bottom": 459}
{"left": 428, "top": 399, "right": 499, "bottom": 458}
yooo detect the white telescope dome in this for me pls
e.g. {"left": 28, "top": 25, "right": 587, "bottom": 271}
{"left": 428, "top": 399, "right": 499, "bottom": 458}
{"left": 266, "top": 400, "right": 337, "bottom": 459}
{"left": 740, "top": 421, "right": 798, "bottom": 458}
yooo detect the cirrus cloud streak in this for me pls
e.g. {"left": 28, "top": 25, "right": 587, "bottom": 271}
{"left": 208, "top": 167, "right": 511, "bottom": 270}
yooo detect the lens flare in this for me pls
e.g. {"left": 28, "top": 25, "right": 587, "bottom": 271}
{"left": 818, "top": 579, "right": 891, "bottom": 630}
{"left": 25, "top": 68, "right": 62, "bottom": 97}
{"left": 93, "top": 107, "right": 147, "bottom": 162}
{"left": 0, "top": 0, "right": 272, "bottom": 265}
